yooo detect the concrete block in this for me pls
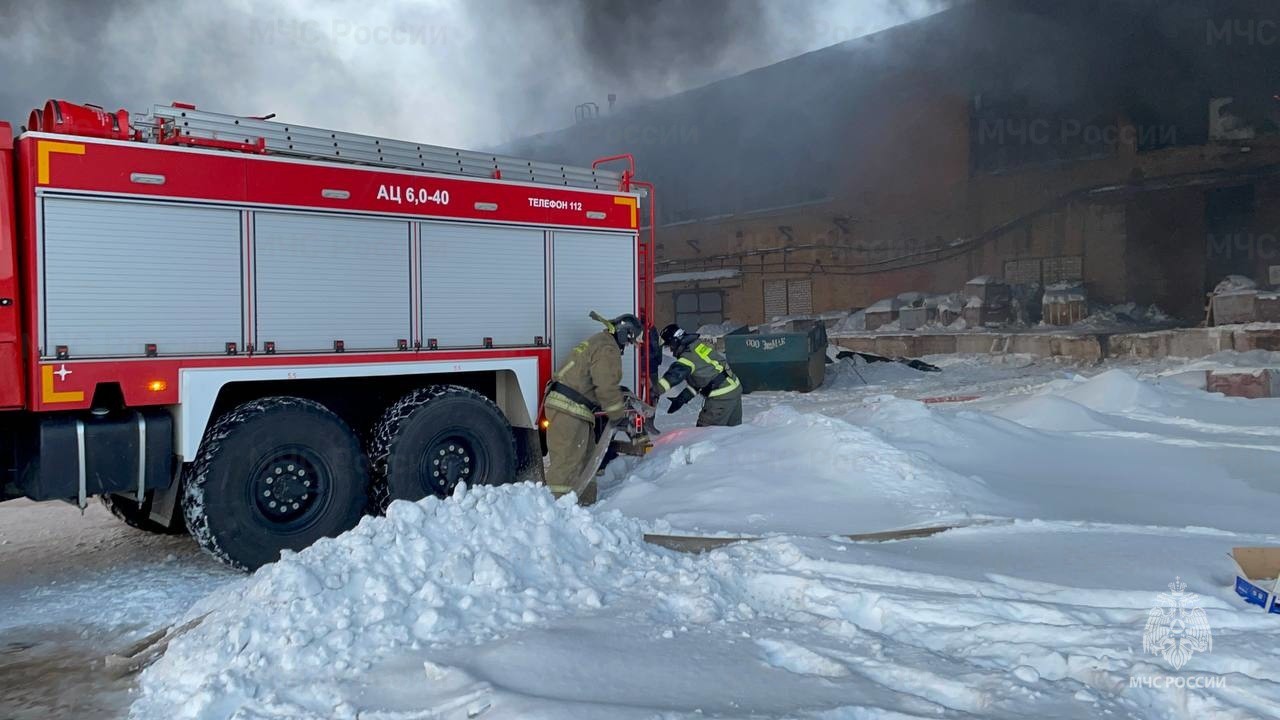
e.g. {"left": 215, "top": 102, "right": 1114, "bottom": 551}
{"left": 1109, "top": 332, "right": 1173, "bottom": 359}
{"left": 875, "top": 335, "right": 920, "bottom": 357}
{"left": 1167, "top": 328, "right": 1233, "bottom": 359}
{"left": 1233, "top": 327, "right": 1280, "bottom": 352}
{"left": 833, "top": 336, "right": 877, "bottom": 354}
{"left": 1207, "top": 369, "right": 1280, "bottom": 399}
{"left": 1258, "top": 294, "right": 1280, "bottom": 323}
{"left": 865, "top": 309, "right": 899, "bottom": 331}
{"left": 1213, "top": 291, "right": 1259, "bottom": 325}
{"left": 1050, "top": 335, "right": 1104, "bottom": 362}
{"left": 898, "top": 305, "right": 936, "bottom": 331}
{"left": 1008, "top": 334, "right": 1054, "bottom": 357}
{"left": 915, "top": 335, "right": 958, "bottom": 356}
{"left": 955, "top": 333, "right": 1009, "bottom": 354}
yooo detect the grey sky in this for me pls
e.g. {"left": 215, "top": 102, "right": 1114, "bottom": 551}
{"left": 0, "top": 0, "right": 943, "bottom": 149}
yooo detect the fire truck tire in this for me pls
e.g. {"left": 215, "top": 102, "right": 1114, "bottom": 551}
{"left": 369, "top": 385, "right": 517, "bottom": 510}
{"left": 100, "top": 494, "right": 187, "bottom": 535}
{"left": 182, "top": 396, "right": 370, "bottom": 570}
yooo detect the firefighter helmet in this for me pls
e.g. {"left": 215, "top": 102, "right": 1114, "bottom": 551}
{"left": 611, "top": 313, "right": 644, "bottom": 347}
{"left": 659, "top": 323, "right": 687, "bottom": 348}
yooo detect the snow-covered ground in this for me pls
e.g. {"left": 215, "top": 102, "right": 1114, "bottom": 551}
{"left": 0, "top": 500, "right": 239, "bottom": 719}
{"left": 3, "top": 353, "right": 1280, "bottom": 719}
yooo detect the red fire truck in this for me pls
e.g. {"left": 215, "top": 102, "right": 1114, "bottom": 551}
{"left": 0, "top": 100, "right": 655, "bottom": 569}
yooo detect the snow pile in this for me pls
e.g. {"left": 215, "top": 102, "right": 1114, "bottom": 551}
{"left": 694, "top": 321, "right": 747, "bottom": 338}
{"left": 1077, "top": 302, "right": 1172, "bottom": 329}
{"left": 132, "top": 485, "right": 732, "bottom": 720}
{"left": 654, "top": 268, "right": 740, "bottom": 284}
{"left": 599, "top": 405, "right": 990, "bottom": 536}
{"left": 823, "top": 355, "right": 928, "bottom": 389}
{"left": 1215, "top": 274, "right": 1259, "bottom": 295}
{"left": 617, "top": 368, "right": 1280, "bottom": 537}
{"left": 829, "top": 309, "right": 865, "bottom": 334}
{"left": 849, "top": 369, "right": 1280, "bottom": 534}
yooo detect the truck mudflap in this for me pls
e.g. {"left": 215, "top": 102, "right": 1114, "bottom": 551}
{"left": 14, "top": 409, "right": 175, "bottom": 503}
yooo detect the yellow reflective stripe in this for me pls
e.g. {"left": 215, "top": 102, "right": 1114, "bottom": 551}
{"left": 694, "top": 343, "right": 724, "bottom": 373}
{"left": 659, "top": 378, "right": 671, "bottom": 392}
{"left": 676, "top": 357, "right": 696, "bottom": 368}
{"left": 558, "top": 360, "right": 576, "bottom": 376}
{"left": 548, "top": 484, "right": 574, "bottom": 495}
{"left": 545, "top": 393, "right": 594, "bottom": 422}
{"left": 709, "top": 377, "right": 740, "bottom": 397}
{"left": 602, "top": 402, "right": 625, "bottom": 412}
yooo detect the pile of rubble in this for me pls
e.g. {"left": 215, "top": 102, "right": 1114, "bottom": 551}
{"left": 864, "top": 276, "right": 1017, "bottom": 332}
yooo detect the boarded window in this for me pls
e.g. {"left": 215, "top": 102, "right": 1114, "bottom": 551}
{"left": 787, "top": 279, "right": 813, "bottom": 315}
{"left": 763, "top": 278, "right": 812, "bottom": 320}
{"left": 675, "top": 291, "right": 724, "bottom": 331}
{"left": 1002, "top": 256, "right": 1083, "bottom": 286}
{"left": 763, "top": 280, "right": 788, "bottom": 320}
{"left": 1003, "top": 259, "right": 1042, "bottom": 286}
{"left": 1042, "top": 256, "right": 1083, "bottom": 284}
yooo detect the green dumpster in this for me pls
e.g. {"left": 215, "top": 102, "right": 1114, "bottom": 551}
{"left": 724, "top": 322, "right": 828, "bottom": 393}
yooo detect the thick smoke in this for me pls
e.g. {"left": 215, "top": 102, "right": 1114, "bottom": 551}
{"left": 0, "top": 0, "right": 943, "bottom": 148}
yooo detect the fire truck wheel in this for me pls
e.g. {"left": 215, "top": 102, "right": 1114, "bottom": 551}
{"left": 182, "top": 396, "right": 370, "bottom": 570}
{"left": 369, "top": 385, "right": 517, "bottom": 510}
{"left": 100, "top": 493, "right": 187, "bottom": 535}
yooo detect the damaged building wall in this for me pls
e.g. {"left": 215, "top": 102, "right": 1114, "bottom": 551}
{"left": 505, "top": 0, "right": 1280, "bottom": 329}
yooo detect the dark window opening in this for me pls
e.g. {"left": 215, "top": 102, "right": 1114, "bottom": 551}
{"left": 675, "top": 291, "right": 724, "bottom": 331}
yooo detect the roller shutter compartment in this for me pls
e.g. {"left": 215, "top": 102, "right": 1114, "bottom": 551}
{"left": 420, "top": 223, "right": 546, "bottom": 348}
{"left": 42, "top": 198, "right": 242, "bottom": 357}
{"left": 255, "top": 213, "right": 411, "bottom": 352}
{"left": 552, "top": 231, "right": 637, "bottom": 391}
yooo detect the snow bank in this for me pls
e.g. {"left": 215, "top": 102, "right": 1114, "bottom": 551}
{"left": 132, "top": 485, "right": 727, "bottom": 720}
{"left": 613, "top": 368, "right": 1280, "bottom": 537}
{"left": 599, "top": 405, "right": 990, "bottom": 536}
{"left": 849, "top": 370, "right": 1280, "bottom": 534}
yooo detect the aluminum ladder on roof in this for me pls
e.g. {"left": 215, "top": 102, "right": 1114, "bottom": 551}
{"left": 134, "top": 104, "right": 627, "bottom": 192}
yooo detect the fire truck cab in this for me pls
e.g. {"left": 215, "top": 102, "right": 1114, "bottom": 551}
{"left": 0, "top": 100, "right": 654, "bottom": 569}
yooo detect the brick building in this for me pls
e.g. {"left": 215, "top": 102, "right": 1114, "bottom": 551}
{"left": 502, "top": 0, "right": 1280, "bottom": 329}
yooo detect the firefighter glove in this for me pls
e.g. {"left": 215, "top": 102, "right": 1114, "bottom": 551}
{"left": 667, "top": 388, "right": 696, "bottom": 414}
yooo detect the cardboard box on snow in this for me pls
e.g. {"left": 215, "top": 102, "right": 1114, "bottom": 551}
{"left": 1232, "top": 547, "right": 1280, "bottom": 614}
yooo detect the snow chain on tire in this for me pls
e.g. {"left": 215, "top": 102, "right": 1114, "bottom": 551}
{"left": 368, "top": 385, "right": 517, "bottom": 512}
{"left": 182, "top": 396, "right": 369, "bottom": 570}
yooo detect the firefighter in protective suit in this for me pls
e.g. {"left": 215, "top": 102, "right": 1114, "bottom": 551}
{"left": 657, "top": 324, "right": 743, "bottom": 427}
{"left": 543, "top": 313, "right": 643, "bottom": 503}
